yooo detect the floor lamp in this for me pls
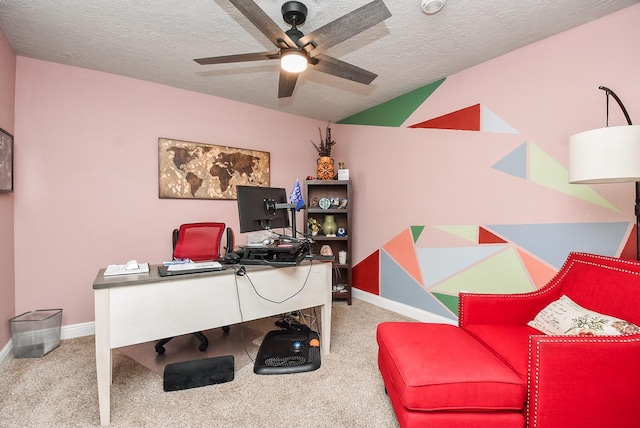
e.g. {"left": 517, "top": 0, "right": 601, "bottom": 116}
{"left": 569, "top": 86, "right": 640, "bottom": 260}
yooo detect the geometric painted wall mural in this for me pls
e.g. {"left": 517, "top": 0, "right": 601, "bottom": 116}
{"left": 427, "top": 247, "right": 535, "bottom": 295}
{"left": 380, "top": 249, "right": 456, "bottom": 320}
{"left": 338, "top": 77, "right": 521, "bottom": 133}
{"left": 409, "top": 104, "right": 519, "bottom": 133}
{"left": 487, "top": 222, "right": 629, "bottom": 269}
{"left": 354, "top": 221, "right": 632, "bottom": 319}
{"left": 337, "top": 78, "right": 446, "bottom": 127}
{"left": 410, "top": 104, "right": 481, "bottom": 130}
{"left": 492, "top": 141, "right": 619, "bottom": 211}
{"left": 383, "top": 228, "right": 423, "bottom": 286}
{"left": 352, "top": 250, "right": 380, "bottom": 295}
{"left": 345, "top": 82, "right": 633, "bottom": 321}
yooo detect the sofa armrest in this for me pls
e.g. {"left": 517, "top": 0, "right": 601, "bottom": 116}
{"left": 528, "top": 334, "right": 640, "bottom": 427}
{"left": 459, "top": 289, "right": 561, "bottom": 327}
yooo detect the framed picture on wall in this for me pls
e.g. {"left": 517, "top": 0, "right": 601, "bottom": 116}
{"left": 158, "top": 137, "right": 270, "bottom": 200}
{"left": 0, "top": 128, "right": 13, "bottom": 193}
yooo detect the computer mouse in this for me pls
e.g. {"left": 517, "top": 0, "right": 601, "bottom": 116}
{"left": 125, "top": 260, "right": 139, "bottom": 270}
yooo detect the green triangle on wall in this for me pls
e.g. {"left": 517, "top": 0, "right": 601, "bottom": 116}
{"left": 433, "top": 292, "right": 459, "bottom": 316}
{"left": 411, "top": 226, "right": 425, "bottom": 243}
{"left": 337, "top": 78, "right": 446, "bottom": 127}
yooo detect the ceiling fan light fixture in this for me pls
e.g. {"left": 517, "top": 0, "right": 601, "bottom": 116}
{"left": 420, "top": 0, "right": 445, "bottom": 14}
{"left": 281, "top": 50, "right": 308, "bottom": 73}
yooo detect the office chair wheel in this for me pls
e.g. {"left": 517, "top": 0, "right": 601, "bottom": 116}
{"left": 155, "top": 343, "right": 166, "bottom": 355}
{"left": 222, "top": 325, "right": 230, "bottom": 333}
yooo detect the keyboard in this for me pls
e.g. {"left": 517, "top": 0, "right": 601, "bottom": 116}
{"left": 239, "top": 258, "right": 300, "bottom": 267}
{"left": 167, "top": 261, "right": 222, "bottom": 272}
{"left": 158, "top": 261, "right": 224, "bottom": 276}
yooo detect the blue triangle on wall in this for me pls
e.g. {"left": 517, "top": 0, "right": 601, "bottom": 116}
{"left": 380, "top": 250, "right": 456, "bottom": 320}
{"left": 487, "top": 222, "right": 629, "bottom": 268}
{"left": 492, "top": 142, "right": 527, "bottom": 179}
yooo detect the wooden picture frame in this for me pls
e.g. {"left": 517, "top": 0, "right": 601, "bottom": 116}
{"left": 158, "top": 138, "right": 270, "bottom": 200}
{"left": 0, "top": 128, "right": 13, "bottom": 193}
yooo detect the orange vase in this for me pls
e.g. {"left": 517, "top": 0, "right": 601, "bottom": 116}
{"left": 317, "top": 156, "right": 335, "bottom": 180}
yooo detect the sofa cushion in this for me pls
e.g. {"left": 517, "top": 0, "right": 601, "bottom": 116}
{"left": 463, "top": 324, "right": 540, "bottom": 379}
{"left": 528, "top": 295, "right": 640, "bottom": 336}
{"left": 377, "top": 322, "right": 526, "bottom": 412}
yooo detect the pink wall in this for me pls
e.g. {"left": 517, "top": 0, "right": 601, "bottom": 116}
{"left": 5, "top": 4, "right": 640, "bottom": 337}
{"left": 338, "top": 4, "right": 640, "bottom": 315}
{"left": 0, "top": 29, "right": 16, "bottom": 347}
{"left": 13, "top": 58, "right": 322, "bottom": 326}
{"left": 342, "top": 0, "right": 639, "bottom": 258}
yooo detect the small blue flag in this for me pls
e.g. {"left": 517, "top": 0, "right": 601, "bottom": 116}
{"left": 289, "top": 179, "right": 305, "bottom": 211}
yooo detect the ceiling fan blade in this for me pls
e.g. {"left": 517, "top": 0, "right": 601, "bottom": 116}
{"left": 278, "top": 70, "right": 299, "bottom": 98}
{"left": 298, "top": 0, "right": 391, "bottom": 54}
{"left": 194, "top": 51, "right": 280, "bottom": 65}
{"left": 229, "top": 0, "right": 297, "bottom": 49}
{"left": 311, "top": 54, "right": 378, "bottom": 85}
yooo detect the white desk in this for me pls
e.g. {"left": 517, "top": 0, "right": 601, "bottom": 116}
{"left": 93, "top": 261, "right": 332, "bottom": 426}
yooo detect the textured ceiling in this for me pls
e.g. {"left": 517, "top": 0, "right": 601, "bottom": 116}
{"left": 0, "top": 0, "right": 637, "bottom": 122}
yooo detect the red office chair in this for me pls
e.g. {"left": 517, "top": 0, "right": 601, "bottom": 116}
{"left": 155, "top": 222, "right": 231, "bottom": 355}
{"left": 172, "top": 222, "right": 226, "bottom": 262}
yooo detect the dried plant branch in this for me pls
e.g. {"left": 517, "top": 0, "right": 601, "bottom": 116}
{"left": 310, "top": 123, "right": 336, "bottom": 157}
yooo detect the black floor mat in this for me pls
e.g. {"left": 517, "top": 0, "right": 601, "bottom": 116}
{"left": 163, "top": 355, "right": 234, "bottom": 392}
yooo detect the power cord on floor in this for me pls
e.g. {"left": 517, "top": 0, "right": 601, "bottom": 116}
{"left": 231, "top": 263, "right": 319, "bottom": 364}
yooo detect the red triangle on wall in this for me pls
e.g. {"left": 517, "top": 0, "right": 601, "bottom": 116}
{"left": 620, "top": 224, "right": 638, "bottom": 261}
{"left": 353, "top": 250, "right": 380, "bottom": 295}
{"left": 478, "top": 227, "right": 508, "bottom": 244}
{"left": 409, "top": 104, "right": 481, "bottom": 131}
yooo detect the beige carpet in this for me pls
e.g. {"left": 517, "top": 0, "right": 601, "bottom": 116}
{"left": 119, "top": 324, "right": 265, "bottom": 376}
{"left": 0, "top": 298, "right": 412, "bottom": 427}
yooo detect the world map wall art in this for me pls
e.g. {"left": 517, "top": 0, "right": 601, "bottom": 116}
{"left": 158, "top": 138, "right": 270, "bottom": 200}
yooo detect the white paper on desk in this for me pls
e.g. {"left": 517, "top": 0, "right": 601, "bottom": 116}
{"left": 104, "top": 263, "right": 150, "bottom": 276}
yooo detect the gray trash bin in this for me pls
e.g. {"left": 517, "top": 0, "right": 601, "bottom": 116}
{"left": 9, "top": 309, "right": 62, "bottom": 358}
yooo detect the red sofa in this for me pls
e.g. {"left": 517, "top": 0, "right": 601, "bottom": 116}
{"left": 377, "top": 252, "right": 640, "bottom": 427}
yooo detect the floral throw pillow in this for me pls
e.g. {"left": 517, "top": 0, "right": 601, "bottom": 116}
{"left": 528, "top": 295, "right": 640, "bottom": 336}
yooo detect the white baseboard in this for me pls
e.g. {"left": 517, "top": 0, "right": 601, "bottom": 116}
{"left": 352, "top": 288, "right": 458, "bottom": 325}
{"left": 0, "top": 339, "right": 12, "bottom": 371}
{"left": 60, "top": 321, "right": 95, "bottom": 340}
{"left": 1, "top": 294, "right": 451, "bottom": 368}
{"left": 0, "top": 321, "right": 95, "bottom": 368}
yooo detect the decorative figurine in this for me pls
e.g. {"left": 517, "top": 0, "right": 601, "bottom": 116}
{"left": 336, "top": 227, "right": 346, "bottom": 237}
{"left": 338, "top": 197, "right": 348, "bottom": 209}
{"left": 308, "top": 218, "right": 322, "bottom": 236}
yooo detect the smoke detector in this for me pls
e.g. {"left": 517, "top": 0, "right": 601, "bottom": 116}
{"left": 421, "top": 0, "right": 445, "bottom": 14}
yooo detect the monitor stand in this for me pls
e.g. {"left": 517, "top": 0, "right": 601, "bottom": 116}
{"left": 253, "top": 330, "right": 321, "bottom": 375}
{"left": 274, "top": 202, "right": 299, "bottom": 239}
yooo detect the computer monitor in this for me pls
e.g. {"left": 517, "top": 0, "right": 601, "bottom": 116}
{"left": 236, "top": 185, "right": 291, "bottom": 234}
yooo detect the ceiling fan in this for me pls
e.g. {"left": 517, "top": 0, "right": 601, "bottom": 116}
{"left": 194, "top": 0, "right": 392, "bottom": 98}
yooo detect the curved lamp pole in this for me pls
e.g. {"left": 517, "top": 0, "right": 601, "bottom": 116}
{"left": 569, "top": 86, "right": 640, "bottom": 260}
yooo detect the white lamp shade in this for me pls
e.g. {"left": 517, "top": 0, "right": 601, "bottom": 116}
{"left": 569, "top": 125, "right": 640, "bottom": 183}
{"left": 280, "top": 50, "right": 307, "bottom": 73}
